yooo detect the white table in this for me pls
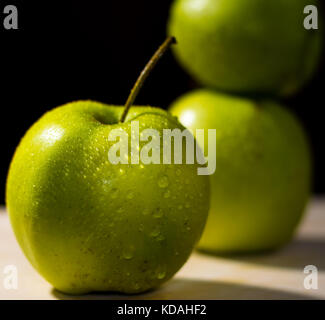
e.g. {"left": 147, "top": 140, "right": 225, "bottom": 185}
{"left": 0, "top": 199, "right": 324, "bottom": 300}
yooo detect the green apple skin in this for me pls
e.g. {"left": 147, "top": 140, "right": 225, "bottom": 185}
{"left": 168, "top": 0, "right": 322, "bottom": 96}
{"left": 6, "top": 101, "right": 210, "bottom": 294}
{"left": 170, "top": 90, "right": 311, "bottom": 254}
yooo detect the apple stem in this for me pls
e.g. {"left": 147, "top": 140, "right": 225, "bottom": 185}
{"left": 120, "top": 36, "right": 177, "bottom": 123}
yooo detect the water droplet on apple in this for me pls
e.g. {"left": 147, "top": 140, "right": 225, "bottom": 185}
{"left": 111, "top": 188, "right": 118, "bottom": 199}
{"left": 123, "top": 248, "right": 134, "bottom": 260}
{"left": 117, "top": 207, "right": 124, "bottom": 213}
{"left": 157, "top": 270, "right": 166, "bottom": 280}
{"left": 153, "top": 208, "right": 164, "bottom": 218}
{"left": 150, "top": 228, "right": 160, "bottom": 238}
{"left": 156, "top": 234, "right": 165, "bottom": 241}
{"left": 127, "top": 192, "right": 134, "bottom": 199}
{"left": 158, "top": 176, "right": 169, "bottom": 188}
{"left": 163, "top": 190, "right": 170, "bottom": 198}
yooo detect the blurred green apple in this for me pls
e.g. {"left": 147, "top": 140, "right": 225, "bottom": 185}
{"left": 6, "top": 38, "right": 210, "bottom": 294}
{"left": 170, "top": 89, "right": 311, "bottom": 253}
{"left": 168, "top": 0, "right": 322, "bottom": 96}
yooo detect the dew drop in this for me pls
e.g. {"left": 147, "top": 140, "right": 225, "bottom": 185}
{"left": 156, "top": 234, "right": 165, "bottom": 241}
{"left": 158, "top": 176, "right": 169, "bottom": 188}
{"left": 111, "top": 188, "right": 119, "bottom": 199}
{"left": 163, "top": 190, "right": 170, "bottom": 199}
{"left": 123, "top": 248, "right": 134, "bottom": 260}
{"left": 117, "top": 207, "right": 124, "bottom": 213}
{"left": 150, "top": 229, "right": 160, "bottom": 238}
{"left": 153, "top": 208, "right": 164, "bottom": 218}
{"left": 127, "top": 192, "right": 134, "bottom": 200}
{"left": 157, "top": 271, "right": 166, "bottom": 280}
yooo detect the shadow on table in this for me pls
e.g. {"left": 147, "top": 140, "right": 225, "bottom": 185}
{"left": 52, "top": 278, "right": 317, "bottom": 300}
{"left": 213, "top": 237, "right": 325, "bottom": 271}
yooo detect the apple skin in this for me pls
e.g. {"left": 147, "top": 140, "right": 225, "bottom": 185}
{"left": 6, "top": 101, "right": 210, "bottom": 294}
{"left": 170, "top": 89, "right": 311, "bottom": 254}
{"left": 168, "top": 0, "right": 322, "bottom": 96}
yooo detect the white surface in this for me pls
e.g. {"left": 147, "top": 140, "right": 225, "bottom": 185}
{"left": 0, "top": 199, "right": 324, "bottom": 300}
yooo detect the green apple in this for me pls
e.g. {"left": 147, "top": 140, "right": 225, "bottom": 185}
{"left": 168, "top": 0, "right": 322, "bottom": 96}
{"left": 170, "top": 89, "right": 311, "bottom": 253}
{"left": 6, "top": 38, "right": 210, "bottom": 294}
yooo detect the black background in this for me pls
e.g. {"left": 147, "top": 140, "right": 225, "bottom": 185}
{"left": 0, "top": 1, "right": 324, "bottom": 204}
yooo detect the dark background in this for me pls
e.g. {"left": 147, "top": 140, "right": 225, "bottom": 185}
{"left": 0, "top": 1, "right": 324, "bottom": 204}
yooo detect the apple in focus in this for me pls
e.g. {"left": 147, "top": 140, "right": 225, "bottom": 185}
{"left": 6, "top": 37, "right": 210, "bottom": 294}
{"left": 6, "top": 101, "right": 210, "bottom": 294}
